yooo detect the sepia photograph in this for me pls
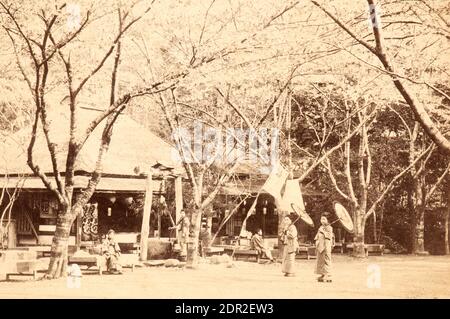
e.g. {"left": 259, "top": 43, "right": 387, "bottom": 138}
{"left": 0, "top": 0, "right": 449, "bottom": 304}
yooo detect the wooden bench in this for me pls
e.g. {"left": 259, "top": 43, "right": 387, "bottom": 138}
{"left": 118, "top": 242, "right": 140, "bottom": 255}
{"left": 232, "top": 249, "right": 260, "bottom": 262}
{"left": 332, "top": 243, "right": 345, "bottom": 254}
{"left": 365, "top": 244, "right": 385, "bottom": 256}
{"left": 117, "top": 242, "right": 140, "bottom": 271}
{"left": 346, "top": 243, "right": 369, "bottom": 256}
{"left": 116, "top": 233, "right": 140, "bottom": 270}
{"left": 6, "top": 270, "right": 38, "bottom": 281}
{"left": 220, "top": 244, "right": 275, "bottom": 263}
{"left": 296, "top": 245, "right": 316, "bottom": 260}
{"left": 68, "top": 255, "right": 105, "bottom": 275}
{"left": 204, "top": 246, "right": 224, "bottom": 257}
{"left": 6, "top": 260, "right": 41, "bottom": 281}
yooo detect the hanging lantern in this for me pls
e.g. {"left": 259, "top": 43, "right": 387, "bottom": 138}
{"left": 122, "top": 196, "right": 133, "bottom": 206}
{"left": 108, "top": 195, "right": 116, "bottom": 204}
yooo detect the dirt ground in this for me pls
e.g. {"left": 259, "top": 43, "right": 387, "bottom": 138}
{"left": 0, "top": 254, "right": 449, "bottom": 299}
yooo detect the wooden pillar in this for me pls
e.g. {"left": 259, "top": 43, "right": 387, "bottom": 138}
{"left": 74, "top": 193, "right": 82, "bottom": 251}
{"left": 262, "top": 207, "right": 267, "bottom": 235}
{"left": 277, "top": 209, "right": 288, "bottom": 261}
{"left": 157, "top": 214, "right": 161, "bottom": 239}
{"left": 140, "top": 171, "right": 153, "bottom": 261}
{"left": 75, "top": 216, "right": 82, "bottom": 250}
{"left": 175, "top": 176, "right": 183, "bottom": 238}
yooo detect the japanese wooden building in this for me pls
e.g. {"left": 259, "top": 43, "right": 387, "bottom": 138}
{"left": 0, "top": 107, "right": 184, "bottom": 252}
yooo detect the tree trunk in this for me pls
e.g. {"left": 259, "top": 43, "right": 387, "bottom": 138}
{"left": 157, "top": 213, "right": 161, "bottom": 239}
{"left": 46, "top": 209, "right": 75, "bottom": 279}
{"left": 377, "top": 203, "right": 384, "bottom": 243}
{"left": 407, "top": 185, "right": 416, "bottom": 253}
{"left": 373, "top": 212, "right": 377, "bottom": 243}
{"left": 445, "top": 186, "right": 450, "bottom": 255}
{"left": 352, "top": 209, "right": 366, "bottom": 258}
{"left": 412, "top": 174, "right": 427, "bottom": 255}
{"left": 445, "top": 209, "right": 449, "bottom": 255}
{"left": 412, "top": 206, "right": 426, "bottom": 254}
{"left": 186, "top": 208, "right": 202, "bottom": 268}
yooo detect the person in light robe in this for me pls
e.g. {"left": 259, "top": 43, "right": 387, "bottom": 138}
{"left": 102, "top": 229, "right": 122, "bottom": 274}
{"left": 314, "top": 212, "right": 335, "bottom": 282}
{"left": 169, "top": 210, "right": 190, "bottom": 259}
{"left": 279, "top": 214, "right": 299, "bottom": 277}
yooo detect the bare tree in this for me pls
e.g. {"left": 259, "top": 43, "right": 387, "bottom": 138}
{"left": 320, "top": 97, "right": 432, "bottom": 257}
{"left": 1, "top": 0, "right": 304, "bottom": 275}
{"left": 406, "top": 122, "right": 450, "bottom": 254}
{"left": 445, "top": 177, "right": 450, "bottom": 255}
{"left": 129, "top": 1, "right": 303, "bottom": 268}
{"left": 158, "top": 80, "right": 290, "bottom": 267}
{"left": 311, "top": 0, "right": 450, "bottom": 155}
{"left": 0, "top": 1, "right": 164, "bottom": 278}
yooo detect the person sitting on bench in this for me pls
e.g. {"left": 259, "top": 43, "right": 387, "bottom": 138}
{"left": 102, "top": 229, "right": 123, "bottom": 274}
{"left": 250, "top": 228, "right": 274, "bottom": 262}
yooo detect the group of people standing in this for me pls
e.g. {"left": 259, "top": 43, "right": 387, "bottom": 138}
{"left": 170, "top": 209, "right": 336, "bottom": 282}
{"left": 279, "top": 212, "right": 335, "bottom": 282}
{"left": 99, "top": 207, "right": 336, "bottom": 282}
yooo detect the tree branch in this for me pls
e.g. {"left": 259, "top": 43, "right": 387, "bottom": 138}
{"left": 72, "top": 2, "right": 155, "bottom": 98}
{"left": 325, "top": 157, "right": 351, "bottom": 201}
{"left": 426, "top": 161, "right": 450, "bottom": 202}
{"left": 312, "top": 0, "right": 450, "bottom": 155}
{"left": 365, "top": 143, "right": 434, "bottom": 219}
{"left": 298, "top": 108, "right": 377, "bottom": 182}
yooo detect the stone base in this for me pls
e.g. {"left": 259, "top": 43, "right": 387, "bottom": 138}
{"left": 147, "top": 238, "right": 172, "bottom": 260}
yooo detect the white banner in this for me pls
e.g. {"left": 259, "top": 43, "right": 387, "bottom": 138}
{"left": 277, "top": 179, "right": 305, "bottom": 214}
{"left": 261, "top": 164, "right": 288, "bottom": 201}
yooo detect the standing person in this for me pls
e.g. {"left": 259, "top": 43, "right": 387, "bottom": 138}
{"left": 102, "top": 229, "right": 122, "bottom": 274}
{"left": 315, "top": 212, "right": 335, "bottom": 282}
{"left": 199, "top": 223, "right": 211, "bottom": 257}
{"left": 251, "top": 228, "right": 274, "bottom": 262}
{"left": 169, "top": 209, "right": 190, "bottom": 260}
{"left": 279, "top": 214, "right": 299, "bottom": 277}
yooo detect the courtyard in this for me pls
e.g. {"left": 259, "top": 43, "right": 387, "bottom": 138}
{"left": 0, "top": 255, "right": 449, "bottom": 299}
